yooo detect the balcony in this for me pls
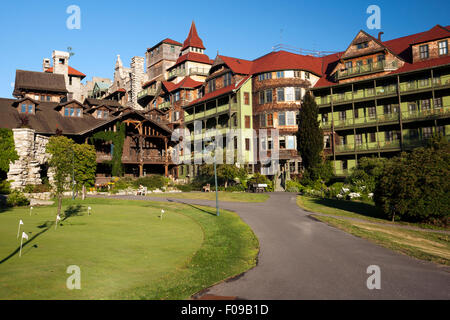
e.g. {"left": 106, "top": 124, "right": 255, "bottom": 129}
{"left": 189, "top": 67, "right": 209, "bottom": 76}
{"left": 96, "top": 153, "right": 172, "bottom": 164}
{"left": 376, "top": 85, "right": 397, "bottom": 96}
{"left": 335, "top": 140, "right": 401, "bottom": 154}
{"left": 336, "top": 61, "right": 396, "bottom": 80}
{"left": 399, "top": 79, "right": 432, "bottom": 93}
{"left": 167, "top": 69, "right": 186, "bottom": 80}
{"left": 402, "top": 107, "right": 449, "bottom": 121}
{"left": 158, "top": 101, "right": 171, "bottom": 110}
{"left": 137, "top": 87, "right": 157, "bottom": 100}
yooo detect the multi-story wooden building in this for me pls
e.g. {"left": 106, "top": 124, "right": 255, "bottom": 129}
{"left": 311, "top": 25, "right": 450, "bottom": 176}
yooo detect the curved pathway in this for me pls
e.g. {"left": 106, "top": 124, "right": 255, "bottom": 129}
{"left": 96, "top": 193, "right": 450, "bottom": 299}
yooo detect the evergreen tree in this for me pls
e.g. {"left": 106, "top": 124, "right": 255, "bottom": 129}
{"left": 297, "top": 92, "right": 323, "bottom": 170}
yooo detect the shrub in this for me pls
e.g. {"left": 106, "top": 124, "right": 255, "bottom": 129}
{"left": 327, "top": 182, "right": 344, "bottom": 198}
{"left": 374, "top": 142, "right": 449, "bottom": 225}
{"left": 133, "top": 175, "right": 168, "bottom": 191}
{"left": 23, "top": 183, "right": 52, "bottom": 193}
{"left": 0, "top": 180, "right": 11, "bottom": 194}
{"left": 176, "top": 184, "right": 194, "bottom": 192}
{"left": 286, "top": 179, "right": 304, "bottom": 193}
{"left": 113, "top": 177, "right": 134, "bottom": 190}
{"left": 225, "top": 184, "right": 246, "bottom": 192}
{"left": 7, "top": 190, "right": 30, "bottom": 207}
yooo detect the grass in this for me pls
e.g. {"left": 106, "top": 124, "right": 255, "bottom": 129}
{"left": 147, "top": 191, "right": 269, "bottom": 203}
{"left": 296, "top": 195, "right": 450, "bottom": 265}
{"left": 314, "top": 216, "right": 450, "bottom": 266}
{"left": 0, "top": 198, "right": 258, "bottom": 299}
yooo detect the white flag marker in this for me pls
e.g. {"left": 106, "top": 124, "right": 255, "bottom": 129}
{"left": 55, "top": 214, "right": 61, "bottom": 229}
{"left": 29, "top": 206, "right": 33, "bottom": 216}
{"left": 17, "top": 220, "right": 24, "bottom": 239}
{"left": 88, "top": 206, "right": 91, "bottom": 215}
{"left": 161, "top": 209, "right": 165, "bottom": 220}
{"left": 19, "top": 232, "right": 29, "bottom": 257}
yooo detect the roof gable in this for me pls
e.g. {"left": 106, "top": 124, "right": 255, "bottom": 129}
{"left": 182, "top": 21, "right": 205, "bottom": 51}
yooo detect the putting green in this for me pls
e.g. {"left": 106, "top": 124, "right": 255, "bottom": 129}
{"left": 0, "top": 201, "right": 203, "bottom": 299}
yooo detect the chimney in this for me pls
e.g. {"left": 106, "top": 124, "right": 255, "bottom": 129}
{"left": 378, "top": 32, "right": 384, "bottom": 41}
{"left": 52, "top": 50, "right": 70, "bottom": 76}
{"left": 42, "top": 58, "right": 51, "bottom": 71}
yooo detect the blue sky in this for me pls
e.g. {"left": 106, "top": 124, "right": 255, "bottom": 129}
{"left": 0, "top": 0, "right": 448, "bottom": 98}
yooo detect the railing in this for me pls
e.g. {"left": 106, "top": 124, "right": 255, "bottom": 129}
{"left": 97, "top": 153, "right": 171, "bottom": 163}
{"left": 137, "top": 87, "right": 157, "bottom": 99}
{"left": 336, "top": 61, "right": 396, "bottom": 80}
{"left": 158, "top": 101, "right": 171, "bottom": 110}
{"left": 334, "top": 118, "right": 354, "bottom": 128}
{"left": 167, "top": 68, "right": 186, "bottom": 79}
{"left": 376, "top": 85, "right": 397, "bottom": 96}
{"left": 402, "top": 107, "right": 448, "bottom": 121}
{"left": 189, "top": 67, "right": 209, "bottom": 76}
{"left": 335, "top": 140, "right": 401, "bottom": 154}
{"left": 399, "top": 79, "right": 432, "bottom": 93}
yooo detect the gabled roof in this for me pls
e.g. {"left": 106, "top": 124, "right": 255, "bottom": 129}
{"left": 93, "top": 82, "right": 110, "bottom": 90}
{"left": 45, "top": 66, "right": 86, "bottom": 79}
{"left": 186, "top": 75, "right": 251, "bottom": 107}
{"left": 411, "top": 25, "right": 450, "bottom": 45}
{"left": 13, "top": 70, "right": 68, "bottom": 96}
{"left": 55, "top": 99, "right": 86, "bottom": 110}
{"left": 84, "top": 98, "right": 122, "bottom": 108}
{"left": 147, "top": 38, "right": 182, "bottom": 52}
{"left": 182, "top": 21, "right": 205, "bottom": 51}
{"left": 215, "top": 55, "right": 253, "bottom": 75}
{"left": 160, "top": 77, "right": 203, "bottom": 94}
{"left": 172, "top": 52, "right": 213, "bottom": 67}
{"left": 251, "top": 50, "right": 323, "bottom": 76}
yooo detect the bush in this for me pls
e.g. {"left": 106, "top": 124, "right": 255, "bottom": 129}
{"left": 374, "top": 142, "right": 450, "bottom": 225}
{"left": 6, "top": 190, "right": 30, "bottom": 207}
{"left": 248, "top": 173, "right": 273, "bottom": 192}
{"left": 286, "top": 179, "right": 304, "bottom": 193}
{"left": 112, "top": 177, "right": 134, "bottom": 190}
{"left": 225, "top": 184, "right": 246, "bottom": 192}
{"left": 346, "top": 157, "right": 387, "bottom": 194}
{"left": 0, "top": 180, "right": 11, "bottom": 194}
{"left": 23, "top": 183, "right": 52, "bottom": 193}
{"left": 327, "top": 182, "right": 344, "bottom": 198}
{"left": 133, "top": 175, "right": 168, "bottom": 191}
{"left": 176, "top": 184, "right": 194, "bottom": 192}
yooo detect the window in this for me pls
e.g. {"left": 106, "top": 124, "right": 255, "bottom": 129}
{"left": 384, "top": 104, "right": 392, "bottom": 114}
{"left": 245, "top": 115, "right": 251, "bottom": 128}
{"left": 265, "top": 89, "right": 272, "bottom": 103}
{"left": 286, "top": 111, "right": 296, "bottom": 125}
{"left": 64, "top": 107, "right": 69, "bottom": 116}
{"left": 258, "top": 72, "right": 272, "bottom": 81}
{"left": 267, "top": 113, "right": 273, "bottom": 126}
{"left": 421, "top": 99, "right": 431, "bottom": 110}
{"left": 322, "top": 113, "right": 328, "bottom": 124}
{"left": 355, "top": 134, "right": 362, "bottom": 145}
{"left": 20, "top": 103, "right": 34, "bottom": 114}
{"left": 46, "top": 96, "right": 51, "bottom": 102}
{"left": 170, "top": 45, "right": 175, "bottom": 53}
{"left": 419, "top": 44, "right": 429, "bottom": 59}
{"left": 245, "top": 138, "right": 250, "bottom": 151}
{"left": 277, "top": 88, "right": 285, "bottom": 101}
{"left": 286, "top": 136, "right": 295, "bottom": 149}
{"left": 103, "top": 110, "right": 108, "bottom": 119}
{"left": 367, "top": 87, "right": 375, "bottom": 96}
{"left": 21, "top": 104, "right": 26, "bottom": 113}
{"left": 70, "top": 108, "right": 75, "bottom": 116}
{"left": 208, "top": 79, "right": 216, "bottom": 93}
{"left": 244, "top": 92, "right": 250, "bottom": 105}
{"left": 69, "top": 76, "right": 73, "bottom": 86}
{"left": 234, "top": 137, "right": 238, "bottom": 149}
{"left": 294, "top": 71, "right": 301, "bottom": 78}
{"left": 295, "top": 87, "right": 302, "bottom": 101}
{"left": 408, "top": 103, "right": 417, "bottom": 113}
{"left": 356, "top": 60, "right": 363, "bottom": 67}
{"left": 423, "top": 127, "right": 433, "bottom": 139}
{"left": 285, "top": 87, "right": 294, "bottom": 101}
{"left": 438, "top": 40, "right": 448, "bottom": 55}
{"left": 76, "top": 109, "right": 82, "bottom": 117}
{"left": 259, "top": 91, "right": 265, "bottom": 104}
{"left": 437, "top": 125, "right": 446, "bottom": 136}
{"left": 278, "top": 112, "right": 286, "bottom": 126}
{"left": 59, "top": 58, "right": 65, "bottom": 64}
{"left": 434, "top": 97, "right": 443, "bottom": 109}
{"left": 340, "top": 135, "right": 347, "bottom": 145}
{"left": 174, "top": 91, "right": 180, "bottom": 102}
{"left": 305, "top": 72, "right": 310, "bottom": 79}
{"left": 368, "top": 106, "right": 376, "bottom": 118}
{"left": 377, "top": 54, "right": 385, "bottom": 62}
{"left": 173, "top": 111, "right": 180, "bottom": 121}
{"left": 40, "top": 95, "right": 45, "bottom": 101}
{"left": 260, "top": 114, "right": 266, "bottom": 127}
{"left": 276, "top": 71, "right": 284, "bottom": 78}
{"left": 339, "top": 111, "right": 346, "bottom": 120}
{"left": 356, "top": 42, "right": 368, "bottom": 49}
{"left": 97, "top": 110, "right": 103, "bottom": 118}
{"left": 419, "top": 78, "right": 429, "bottom": 87}
{"left": 345, "top": 61, "right": 352, "bottom": 69}
{"left": 385, "top": 131, "right": 394, "bottom": 142}
{"left": 224, "top": 73, "right": 232, "bottom": 87}
{"left": 279, "top": 138, "right": 286, "bottom": 149}
{"left": 354, "top": 108, "right": 359, "bottom": 118}
{"left": 369, "top": 132, "right": 376, "bottom": 143}
{"left": 366, "top": 58, "right": 373, "bottom": 65}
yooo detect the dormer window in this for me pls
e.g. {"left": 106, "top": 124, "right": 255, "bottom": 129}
{"left": 356, "top": 42, "right": 369, "bottom": 49}
{"left": 97, "top": 110, "right": 109, "bottom": 119}
{"left": 438, "top": 40, "right": 448, "bottom": 55}
{"left": 419, "top": 44, "right": 429, "bottom": 59}
{"left": 64, "top": 107, "right": 82, "bottom": 117}
{"left": 20, "top": 103, "right": 34, "bottom": 114}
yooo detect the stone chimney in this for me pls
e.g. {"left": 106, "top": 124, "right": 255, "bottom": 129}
{"left": 52, "top": 50, "right": 70, "bottom": 76}
{"left": 42, "top": 58, "right": 51, "bottom": 71}
{"left": 130, "top": 56, "right": 145, "bottom": 110}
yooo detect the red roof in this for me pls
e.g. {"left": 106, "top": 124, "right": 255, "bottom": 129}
{"left": 147, "top": 38, "right": 182, "bottom": 52}
{"left": 175, "top": 52, "right": 212, "bottom": 65}
{"left": 314, "top": 24, "right": 450, "bottom": 88}
{"left": 187, "top": 75, "right": 251, "bottom": 106}
{"left": 161, "top": 77, "right": 203, "bottom": 93}
{"left": 251, "top": 50, "right": 323, "bottom": 76}
{"left": 217, "top": 55, "right": 253, "bottom": 75}
{"left": 411, "top": 25, "right": 450, "bottom": 45}
{"left": 182, "top": 21, "right": 205, "bottom": 51}
{"left": 45, "top": 66, "right": 86, "bottom": 78}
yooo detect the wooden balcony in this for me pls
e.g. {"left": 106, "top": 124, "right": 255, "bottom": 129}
{"left": 96, "top": 152, "right": 172, "bottom": 164}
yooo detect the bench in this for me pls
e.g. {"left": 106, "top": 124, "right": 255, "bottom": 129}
{"left": 202, "top": 184, "right": 211, "bottom": 192}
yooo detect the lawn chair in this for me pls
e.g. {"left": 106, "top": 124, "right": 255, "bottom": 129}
{"left": 202, "top": 184, "right": 211, "bottom": 192}
{"left": 136, "top": 185, "right": 148, "bottom": 196}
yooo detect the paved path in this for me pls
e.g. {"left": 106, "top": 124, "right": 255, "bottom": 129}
{"left": 95, "top": 193, "right": 450, "bottom": 299}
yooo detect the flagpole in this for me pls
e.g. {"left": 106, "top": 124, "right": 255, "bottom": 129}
{"left": 17, "top": 222, "right": 21, "bottom": 239}
{"left": 19, "top": 236, "right": 23, "bottom": 257}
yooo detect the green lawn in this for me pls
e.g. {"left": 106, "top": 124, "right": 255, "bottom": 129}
{"left": 148, "top": 191, "right": 269, "bottom": 203}
{"left": 297, "top": 195, "right": 450, "bottom": 265}
{"left": 0, "top": 198, "right": 258, "bottom": 299}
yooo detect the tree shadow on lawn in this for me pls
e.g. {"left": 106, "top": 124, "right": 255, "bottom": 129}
{"left": 308, "top": 197, "right": 383, "bottom": 220}
{"left": 167, "top": 199, "right": 217, "bottom": 217}
{"left": 0, "top": 205, "right": 83, "bottom": 264}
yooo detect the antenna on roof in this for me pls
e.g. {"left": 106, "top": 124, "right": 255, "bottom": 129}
{"left": 67, "top": 47, "right": 75, "bottom": 58}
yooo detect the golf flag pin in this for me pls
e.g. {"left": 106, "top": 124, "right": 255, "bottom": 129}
{"left": 19, "top": 232, "right": 29, "bottom": 257}
{"left": 161, "top": 209, "right": 165, "bottom": 220}
{"left": 17, "top": 219, "right": 24, "bottom": 239}
{"left": 88, "top": 206, "right": 92, "bottom": 215}
{"left": 29, "top": 206, "right": 33, "bottom": 216}
{"left": 55, "top": 214, "right": 61, "bottom": 229}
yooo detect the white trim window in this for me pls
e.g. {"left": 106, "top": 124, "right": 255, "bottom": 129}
{"left": 438, "top": 40, "right": 448, "bottom": 56}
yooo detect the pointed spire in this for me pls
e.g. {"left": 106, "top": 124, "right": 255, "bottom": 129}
{"left": 182, "top": 21, "right": 205, "bottom": 51}
{"left": 115, "top": 54, "right": 123, "bottom": 69}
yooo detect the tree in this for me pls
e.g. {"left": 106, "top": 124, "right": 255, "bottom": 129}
{"left": 199, "top": 164, "right": 247, "bottom": 188}
{"left": 297, "top": 92, "right": 323, "bottom": 170}
{"left": 46, "top": 136, "right": 74, "bottom": 216}
{"left": 73, "top": 143, "right": 97, "bottom": 200}
{"left": 0, "top": 128, "right": 19, "bottom": 178}
{"left": 346, "top": 157, "right": 387, "bottom": 193}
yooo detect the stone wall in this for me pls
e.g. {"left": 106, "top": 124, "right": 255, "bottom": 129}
{"left": 130, "top": 56, "right": 145, "bottom": 110}
{"left": 7, "top": 128, "right": 53, "bottom": 190}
